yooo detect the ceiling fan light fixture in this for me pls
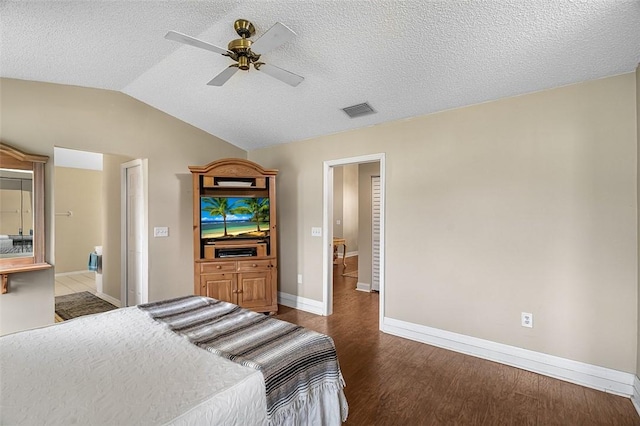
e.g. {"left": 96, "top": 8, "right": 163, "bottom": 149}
{"left": 342, "top": 102, "right": 377, "bottom": 119}
{"left": 166, "top": 19, "right": 304, "bottom": 86}
{"left": 237, "top": 56, "right": 250, "bottom": 70}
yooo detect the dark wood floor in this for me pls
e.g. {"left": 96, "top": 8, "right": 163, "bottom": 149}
{"left": 276, "top": 256, "right": 640, "bottom": 425}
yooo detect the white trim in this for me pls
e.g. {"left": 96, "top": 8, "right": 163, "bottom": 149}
{"left": 632, "top": 376, "right": 640, "bottom": 416}
{"left": 54, "top": 270, "right": 92, "bottom": 277}
{"left": 383, "top": 316, "right": 635, "bottom": 397}
{"left": 355, "top": 282, "right": 371, "bottom": 292}
{"left": 96, "top": 292, "right": 121, "bottom": 308}
{"left": 121, "top": 159, "right": 149, "bottom": 306}
{"left": 322, "top": 164, "right": 333, "bottom": 316}
{"left": 323, "top": 153, "right": 385, "bottom": 330}
{"left": 333, "top": 250, "right": 358, "bottom": 260}
{"left": 277, "top": 292, "right": 324, "bottom": 316}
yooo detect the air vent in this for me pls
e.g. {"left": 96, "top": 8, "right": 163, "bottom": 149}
{"left": 342, "top": 102, "right": 376, "bottom": 119}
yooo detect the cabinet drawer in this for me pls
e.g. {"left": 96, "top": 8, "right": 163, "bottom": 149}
{"left": 201, "top": 262, "right": 236, "bottom": 273}
{"left": 237, "top": 259, "right": 273, "bottom": 272}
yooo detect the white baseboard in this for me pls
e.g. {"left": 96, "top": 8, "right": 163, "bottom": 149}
{"left": 383, "top": 317, "right": 635, "bottom": 398}
{"left": 356, "top": 282, "right": 371, "bottom": 292}
{"left": 54, "top": 270, "right": 92, "bottom": 277}
{"left": 97, "top": 292, "right": 121, "bottom": 308}
{"left": 277, "top": 292, "right": 324, "bottom": 316}
{"left": 334, "top": 251, "right": 358, "bottom": 259}
{"left": 632, "top": 376, "right": 640, "bottom": 417}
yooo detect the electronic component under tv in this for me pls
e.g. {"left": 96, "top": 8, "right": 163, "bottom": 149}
{"left": 200, "top": 196, "right": 270, "bottom": 240}
{"left": 215, "top": 247, "right": 258, "bottom": 258}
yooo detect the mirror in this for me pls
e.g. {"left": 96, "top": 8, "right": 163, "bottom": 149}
{"left": 0, "top": 169, "right": 34, "bottom": 258}
{"left": 0, "top": 142, "right": 50, "bottom": 293}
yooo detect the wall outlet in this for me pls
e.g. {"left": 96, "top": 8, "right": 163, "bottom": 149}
{"left": 521, "top": 312, "right": 533, "bottom": 328}
{"left": 153, "top": 226, "right": 169, "bottom": 237}
{"left": 311, "top": 227, "right": 322, "bottom": 237}
{"left": 297, "top": 274, "right": 303, "bottom": 284}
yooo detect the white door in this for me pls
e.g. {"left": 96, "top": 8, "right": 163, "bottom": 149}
{"left": 122, "top": 160, "right": 147, "bottom": 306}
{"left": 371, "top": 176, "right": 381, "bottom": 292}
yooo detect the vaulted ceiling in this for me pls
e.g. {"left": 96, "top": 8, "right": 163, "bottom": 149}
{"left": 1, "top": 1, "right": 639, "bottom": 151}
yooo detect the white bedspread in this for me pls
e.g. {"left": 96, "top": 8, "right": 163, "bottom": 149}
{"left": 0, "top": 307, "right": 267, "bottom": 425}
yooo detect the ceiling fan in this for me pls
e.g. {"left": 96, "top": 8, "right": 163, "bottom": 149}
{"left": 165, "top": 19, "right": 304, "bottom": 87}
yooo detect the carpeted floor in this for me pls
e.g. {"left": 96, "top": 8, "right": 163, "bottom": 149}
{"left": 55, "top": 291, "right": 118, "bottom": 321}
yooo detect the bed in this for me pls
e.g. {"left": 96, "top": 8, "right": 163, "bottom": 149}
{"left": 0, "top": 296, "right": 348, "bottom": 425}
{"left": 0, "top": 235, "right": 13, "bottom": 253}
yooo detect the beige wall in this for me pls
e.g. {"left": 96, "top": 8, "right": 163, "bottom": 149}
{"left": 0, "top": 78, "right": 245, "bottom": 334}
{"left": 54, "top": 167, "right": 102, "bottom": 273}
{"left": 332, "top": 164, "right": 359, "bottom": 252}
{"left": 332, "top": 167, "right": 343, "bottom": 238}
{"left": 250, "top": 73, "right": 638, "bottom": 373}
{"left": 342, "top": 164, "right": 359, "bottom": 254}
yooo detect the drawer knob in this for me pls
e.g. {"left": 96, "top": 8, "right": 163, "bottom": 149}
{"left": 252, "top": 263, "right": 257, "bottom": 267}
{"left": 216, "top": 265, "right": 221, "bottom": 269}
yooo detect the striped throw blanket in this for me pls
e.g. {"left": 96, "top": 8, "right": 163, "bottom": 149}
{"left": 138, "top": 296, "right": 347, "bottom": 424}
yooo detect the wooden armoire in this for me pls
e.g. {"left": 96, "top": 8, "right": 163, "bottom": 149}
{"left": 189, "top": 158, "right": 278, "bottom": 314}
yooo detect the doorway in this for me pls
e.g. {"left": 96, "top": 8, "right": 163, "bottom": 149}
{"left": 322, "top": 153, "right": 385, "bottom": 330}
{"left": 53, "top": 148, "right": 105, "bottom": 301}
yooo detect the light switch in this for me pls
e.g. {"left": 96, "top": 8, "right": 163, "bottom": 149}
{"left": 154, "top": 226, "right": 169, "bottom": 237}
{"left": 311, "top": 227, "right": 322, "bottom": 237}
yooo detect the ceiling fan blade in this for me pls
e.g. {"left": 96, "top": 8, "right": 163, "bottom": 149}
{"left": 250, "top": 22, "right": 296, "bottom": 55}
{"left": 256, "top": 63, "right": 304, "bottom": 87}
{"left": 207, "top": 65, "right": 239, "bottom": 86}
{"left": 165, "top": 30, "right": 231, "bottom": 56}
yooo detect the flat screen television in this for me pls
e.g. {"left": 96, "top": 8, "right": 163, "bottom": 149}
{"left": 201, "top": 196, "right": 270, "bottom": 240}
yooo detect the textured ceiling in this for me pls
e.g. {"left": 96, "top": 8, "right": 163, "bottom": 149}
{"left": 1, "top": 1, "right": 639, "bottom": 151}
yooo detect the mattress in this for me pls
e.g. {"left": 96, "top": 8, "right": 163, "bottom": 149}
{"left": 0, "top": 307, "right": 268, "bottom": 425}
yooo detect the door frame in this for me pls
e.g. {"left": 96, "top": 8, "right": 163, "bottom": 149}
{"left": 322, "top": 153, "right": 386, "bottom": 330}
{"left": 120, "top": 159, "right": 149, "bottom": 306}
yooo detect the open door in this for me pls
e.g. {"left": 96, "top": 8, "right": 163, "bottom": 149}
{"left": 121, "top": 159, "right": 148, "bottom": 306}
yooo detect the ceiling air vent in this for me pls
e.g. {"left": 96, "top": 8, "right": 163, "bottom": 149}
{"left": 342, "top": 102, "right": 376, "bottom": 119}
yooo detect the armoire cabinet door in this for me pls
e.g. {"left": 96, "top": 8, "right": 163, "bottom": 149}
{"left": 201, "top": 273, "right": 236, "bottom": 304}
{"left": 238, "top": 271, "right": 272, "bottom": 309}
